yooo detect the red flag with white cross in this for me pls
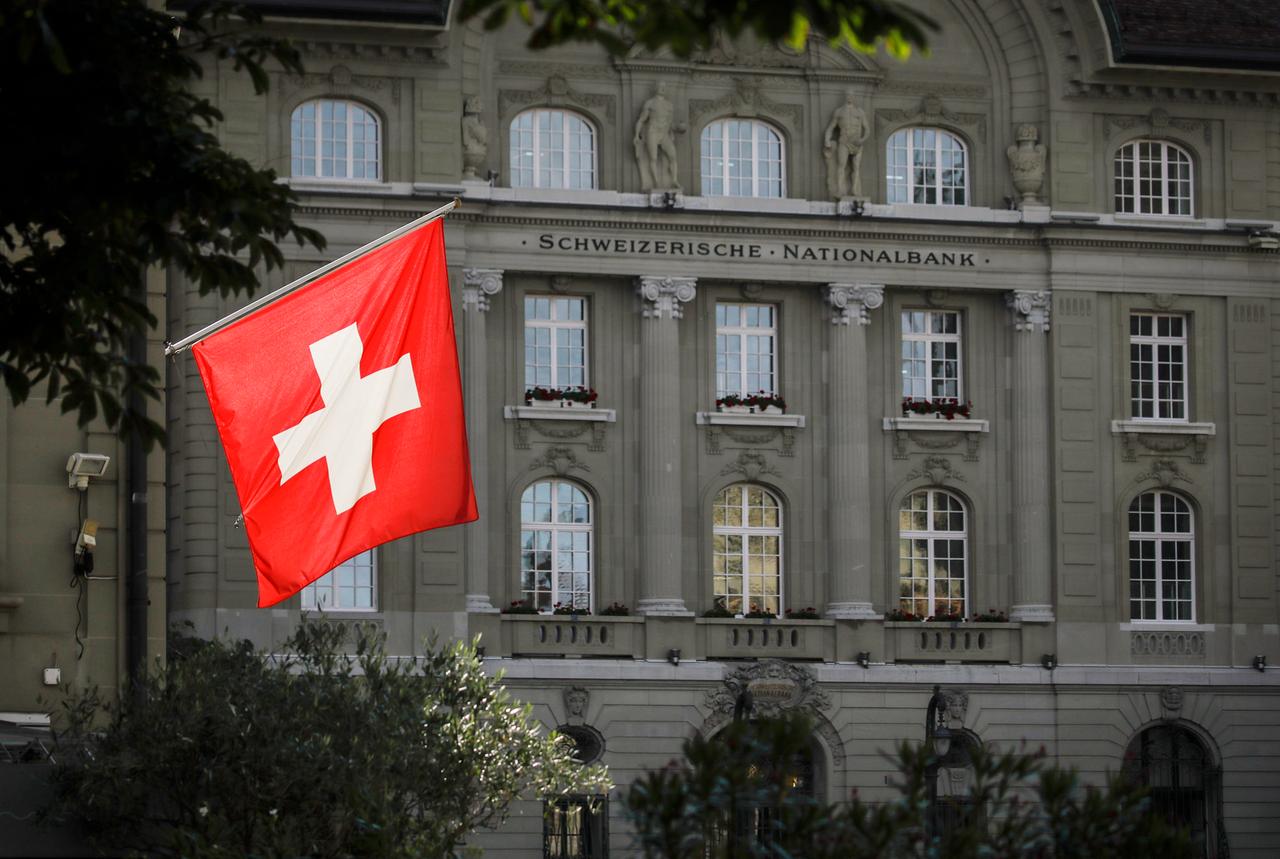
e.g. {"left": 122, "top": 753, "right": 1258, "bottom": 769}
{"left": 191, "top": 218, "right": 476, "bottom": 607}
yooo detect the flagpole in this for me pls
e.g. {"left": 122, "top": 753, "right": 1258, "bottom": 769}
{"left": 164, "top": 197, "right": 461, "bottom": 356}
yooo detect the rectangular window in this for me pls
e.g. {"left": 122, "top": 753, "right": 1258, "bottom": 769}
{"left": 901, "top": 310, "right": 962, "bottom": 400}
{"left": 715, "top": 303, "right": 777, "bottom": 398}
{"left": 544, "top": 795, "right": 607, "bottom": 858}
{"left": 1129, "top": 312, "right": 1187, "bottom": 421}
{"left": 301, "top": 549, "right": 376, "bottom": 611}
{"left": 525, "top": 296, "right": 589, "bottom": 389}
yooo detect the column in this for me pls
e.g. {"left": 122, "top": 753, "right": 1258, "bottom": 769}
{"left": 824, "top": 284, "right": 884, "bottom": 619}
{"left": 636, "top": 275, "right": 696, "bottom": 616}
{"left": 1006, "top": 289, "right": 1055, "bottom": 623}
{"left": 462, "top": 268, "right": 503, "bottom": 613}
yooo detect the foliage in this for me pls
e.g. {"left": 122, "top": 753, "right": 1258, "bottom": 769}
{"left": 526, "top": 385, "right": 599, "bottom": 404}
{"left": 901, "top": 397, "right": 974, "bottom": 420}
{"left": 626, "top": 712, "right": 1193, "bottom": 859}
{"left": 600, "top": 601, "right": 631, "bottom": 616}
{"left": 460, "top": 0, "right": 937, "bottom": 61}
{"left": 50, "top": 621, "right": 607, "bottom": 858}
{"left": 503, "top": 598, "right": 541, "bottom": 614}
{"left": 716, "top": 391, "right": 787, "bottom": 412}
{"left": 702, "top": 605, "right": 735, "bottom": 618}
{"left": 0, "top": 0, "right": 325, "bottom": 444}
{"left": 784, "top": 607, "right": 821, "bottom": 620}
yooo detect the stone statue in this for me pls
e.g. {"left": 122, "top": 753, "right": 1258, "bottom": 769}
{"left": 564, "top": 686, "right": 589, "bottom": 721}
{"left": 634, "top": 82, "right": 680, "bottom": 191}
{"left": 461, "top": 96, "right": 487, "bottom": 180}
{"left": 1006, "top": 123, "right": 1047, "bottom": 205}
{"left": 824, "top": 89, "right": 870, "bottom": 200}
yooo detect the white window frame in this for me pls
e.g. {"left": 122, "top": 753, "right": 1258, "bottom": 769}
{"left": 901, "top": 310, "right": 963, "bottom": 400}
{"left": 898, "top": 490, "right": 968, "bottom": 618}
{"left": 715, "top": 303, "right": 778, "bottom": 399}
{"left": 700, "top": 118, "right": 786, "bottom": 198}
{"left": 1128, "top": 491, "right": 1195, "bottom": 623}
{"left": 712, "top": 484, "right": 784, "bottom": 615}
{"left": 290, "top": 98, "right": 381, "bottom": 182}
{"left": 1114, "top": 140, "right": 1193, "bottom": 217}
{"left": 509, "top": 108, "right": 598, "bottom": 190}
{"left": 886, "top": 127, "right": 969, "bottom": 206}
{"left": 1129, "top": 312, "right": 1188, "bottom": 422}
{"left": 524, "top": 295, "right": 590, "bottom": 390}
{"left": 520, "top": 480, "right": 594, "bottom": 612}
{"left": 301, "top": 549, "right": 377, "bottom": 612}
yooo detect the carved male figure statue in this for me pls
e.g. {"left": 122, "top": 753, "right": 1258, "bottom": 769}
{"left": 634, "top": 82, "right": 680, "bottom": 191}
{"left": 461, "top": 96, "right": 488, "bottom": 180}
{"left": 1006, "top": 123, "right": 1047, "bottom": 205}
{"left": 824, "top": 89, "right": 870, "bottom": 200}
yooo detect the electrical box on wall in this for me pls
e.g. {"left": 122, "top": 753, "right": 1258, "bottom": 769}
{"left": 42, "top": 668, "right": 61, "bottom": 686}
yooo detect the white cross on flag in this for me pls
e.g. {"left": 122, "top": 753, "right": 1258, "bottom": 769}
{"left": 192, "top": 219, "right": 476, "bottom": 606}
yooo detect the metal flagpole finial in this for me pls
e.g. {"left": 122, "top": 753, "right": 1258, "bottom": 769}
{"left": 164, "top": 197, "right": 462, "bottom": 357}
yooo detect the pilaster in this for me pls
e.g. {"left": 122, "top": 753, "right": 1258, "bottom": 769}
{"left": 636, "top": 276, "right": 696, "bottom": 616}
{"left": 1006, "top": 289, "right": 1055, "bottom": 623}
{"left": 824, "top": 284, "right": 883, "bottom": 620}
{"left": 462, "top": 268, "right": 504, "bottom": 613}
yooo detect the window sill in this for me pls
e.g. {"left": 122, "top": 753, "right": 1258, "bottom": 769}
{"left": 1110, "top": 420, "right": 1215, "bottom": 436}
{"left": 696, "top": 411, "right": 806, "bottom": 428}
{"left": 501, "top": 613, "right": 643, "bottom": 623}
{"left": 696, "top": 616, "right": 834, "bottom": 626}
{"left": 1120, "top": 622, "right": 1213, "bottom": 632}
{"left": 883, "top": 620, "right": 1019, "bottom": 629}
{"left": 1113, "top": 213, "right": 1204, "bottom": 228}
{"left": 285, "top": 178, "right": 409, "bottom": 196}
{"left": 883, "top": 416, "right": 990, "bottom": 433}
{"left": 504, "top": 405, "right": 617, "bottom": 423}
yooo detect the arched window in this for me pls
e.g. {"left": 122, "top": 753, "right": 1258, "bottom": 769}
{"left": 1128, "top": 491, "right": 1194, "bottom": 622}
{"left": 521, "top": 480, "right": 593, "bottom": 611}
{"left": 290, "top": 99, "right": 381, "bottom": 181}
{"left": 1115, "top": 140, "right": 1193, "bottom": 216}
{"left": 700, "top": 119, "right": 785, "bottom": 198}
{"left": 886, "top": 128, "right": 967, "bottom": 206}
{"left": 898, "top": 490, "right": 967, "bottom": 618}
{"left": 509, "top": 109, "right": 597, "bottom": 190}
{"left": 1123, "top": 724, "right": 1221, "bottom": 858}
{"left": 713, "top": 484, "right": 783, "bottom": 615}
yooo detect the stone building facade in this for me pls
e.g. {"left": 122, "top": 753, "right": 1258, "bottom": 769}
{"left": 12, "top": 0, "right": 1272, "bottom": 856}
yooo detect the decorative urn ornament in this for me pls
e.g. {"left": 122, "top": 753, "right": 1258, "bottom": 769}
{"left": 1006, "top": 123, "right": 1047, "bottom": 204}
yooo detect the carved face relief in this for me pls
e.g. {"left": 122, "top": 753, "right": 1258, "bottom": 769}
{"left": 564, "top": 686, "right": 589, "bottom": 718}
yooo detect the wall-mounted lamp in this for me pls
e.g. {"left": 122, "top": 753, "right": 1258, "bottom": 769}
{"left": 839, "top": 198, "right": 866, "bottom": 217}
{"left": 856, "top": 651, "right": 871, "bottom": 669}
{"left": 661, "top": 191, "right": 679, "bottom": 210}
{"left": 1041, "top": 653, "right": 1057, "bottom": 671}
{"left": 1254, "top": 654, "right": 1267, "bottom": 672}
{"left": 475, "top": 646, "right": 486, "bottom": 660}
{"left": 667, "top": 648, "right": 681, "bottom": 666}
{"left": 1248, "top": 229, "right": 1279, "bottom": 251}
{"left": 66, "top": 453, "right": 110, "bottom": 491}
{"left": 486, "top": 169, "right": 499, "bottom": 187}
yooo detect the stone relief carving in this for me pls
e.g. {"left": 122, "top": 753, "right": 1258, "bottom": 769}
{"left": 825, "top": 283, "right": 883, "bottom": 325}
{"left": 824, "top": 90, "right": 871, "bottom": 201}
{"left": 691, "top": 30, "right": 808, "bottom": 68}
{"left": 513, "top": 420, "right": 607, "bottom": 452}
{"left": 940, "top": 689, "right": 968, "bottom": 729}
{"left": 1006, "top": 124, "right": 1046, "bottom": 205}
{"left": 1135, "top": 458, "right": 1190, "bottom": 488}
{"left": 461, "top": 96, "right": 487, "bottom": 180}
{"left": 634, "top": 83, "right": 682, "bottom": 191}
{"left": 498, "top": 75, "right": 616, "bottom": 123}
{"left": 876, "top": 95, "right": 986, "bottom": 143}
{"left": 462, "top": 268, "right": 504, "bottom": 313}
{"left": 704, "top": 426, "right": 795, "bottom": 457}
{"left": 891, "top": 430, "right": 982, "bottom": 462}
{"left": 564, "top": 686, "right": 589, "bottom": 722}
{"left": 907, "top": 455, "right": 965, "bottom": 484}
{"left": 719, "top": 451, "right": 781, "bottom": 481}
{"left": 1007, "top": 289, "right": 1052, "bottom": 333}
{"left": 637, "top": 275, "right": 696, "bottom": 319}
{"left": 528, "top": 446, "right": 590, "bottom": 476}
{"left": 688, "top": 79, "right": 802, "bottom": 129}
{"left": 1160, "top": 686, "right": 1184, "bottom": 717}
{"left": 297, "top": 39, "right": 441, "bottom": 66}
{"left": 281, "top": 64, "right": 401, "bottom": 103}
{"left": 1103, "top": 108, "right": 1210, "bottom": 145}
{"left": 1118, "top": 432, "right": 1207, "bottom": 464}
{"left": 705, "top": 660, "right": 831, "bottom": 718}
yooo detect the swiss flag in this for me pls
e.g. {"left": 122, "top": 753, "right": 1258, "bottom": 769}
{"left": 192, "top": 219, "right": 476, "bottom": 607}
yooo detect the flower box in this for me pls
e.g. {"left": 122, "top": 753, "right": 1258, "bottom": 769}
{"left": 716, "top": 392, "right": 787, "bottom": 413}
{"left": 901, "top": 397, "right": 972, "bottom": 421}
{"left": 524, "top": 386, "right": 598, "bottom": 407}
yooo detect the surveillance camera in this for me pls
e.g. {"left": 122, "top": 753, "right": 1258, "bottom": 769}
{"left": 66, "top": 453, "right": 111, "bottom": 490}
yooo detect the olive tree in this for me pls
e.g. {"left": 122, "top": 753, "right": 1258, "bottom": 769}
{"left": 51, "top": 621, "right": 607, "bottom": 857}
